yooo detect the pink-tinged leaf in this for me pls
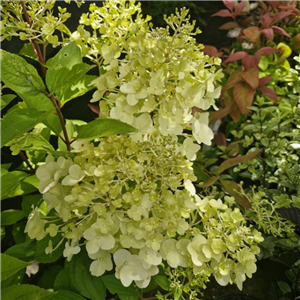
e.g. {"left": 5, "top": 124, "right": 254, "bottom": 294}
{"left": 261, "top": 14, "right": 271, "bottom": 28}
{"left": 268, "top": 1, "right": 280, "bottom": 9}
{"left": 220, "top": 180, "right": 252, "bottom": 209}
{"left": 271, "top": 26, "right": 291, "bottom": 37}
{"left": 243, "top": 26, "right": 261, "bottom": 42}
{"left": 261, "top": 28, "right": 274, "bottom": 42}
{"left": 271, "top": 11, "right": 292, "bottom": 24}
{"left": 241, "top": 68, "right": 259, "bottom": 89}
{"left": 233, "top": 82, "right": 255, "bottom": 115}
{"left": 235, "top": 1, "right": 246, "bottom": 16}
{"left": 217, "top": 149, "right": 262, "bottom": 175}
{"left": 278, "top": 5, "right": 300, "bottom": 14}
{"left": 211, "top": 9, "right": 233, "bottom": 18}
{"left": 240, "top": 15, "right": 253, "bottom": 27}
{"left": 202, "top": 45, "right": 222, "bottom": 58}
{"left": 209, "top": 105, "right": 233, "bottom": 125}
{"left": 221, "top": 69, "right": 244, "bottom": 94}
{"left": 214, "top": 132, "right": 226, "bottom": 147}
{"left": 226, "top": 141, "right": 241, "bottom": 157}
{"left": 223, "top": 94, "right": 241, "bottom": 122}
{"left": 258, "top": 75, "right": 273, "bottom": 86}
{"left": 242, "top": 55, "right": 259, "bottom": 70}
{"left": 258, "top": 87, "right": 278, "bottom": 102}
{"left": 219, "top": 21, "right": 239, "bottom": 30}
{"left": 223, "top": 51, "right": 247, "bottom": 64}
{"left": 88, "top": 103, "right": 100, "bottom": 115}
{"left": 255, "top": 47, "right": 280, "bottom": 56}
{"left": 198, "top": 176, "right": 220, "bottom": 188}
{"left": 223, "top": 0, "right": 235, "bottom": 12}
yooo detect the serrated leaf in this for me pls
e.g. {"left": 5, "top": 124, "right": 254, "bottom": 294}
{"left": 1, "top": 284, "right": 56, "bottom": 300}
{"left": 1, "top": 253, "right": 30, "bottom": 281}
{"left": 220, "top": 180, "right": 252, "bottom": 209}
{"left": 1, "top": 210, "right": 25, "bottom": 225}
{"left": 1, "top": 108, "right": 53, "bottom": 146}
{"left": 47, "top": 41, "right": 82, "bottom": 70}
{"left": 1, "top": 49, "right": 46, "bottom": 96}
{"left": 233, "top": 82, "right": 255, "bottom": 115}
{"left": 1, "top": 171, "right": 28, "bottom": 200}
{"left": 5, "top": 242, "right": 36, "bottom": 261}
{"left": 0, "top": 50, "right": 55, "bottom": 111}
{"left": 46, "top": 63, "right": 92, "bottom": 101}
{"left": 102, "top": 274, "right": 140, "bottom": 300}
{"left": 217, "top": 149, "right": 262, "bottom": 175}
{"left": 60, "top": 75, "right": 97, "bottom": 106}
{"left": 1, "top": 94, "right": 16, "bottom": 110}
{"left": 0, "top": 50, "right": 63, "bottom": 135}
{"left": 16, "top": 135, "right": 55, "bottom": 153}
{"left": 54, "top": 250, "right": 106, "bottom": 300}
{"left": 49, "top": 290, "right": 86, "bottom": 300}
{"left": 77, "top": 118, "right": 139, "bottom": 140}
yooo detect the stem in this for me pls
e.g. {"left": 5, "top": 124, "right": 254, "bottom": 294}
{"left": 20, "top": 0, "right": 71, "bottom": 151}
{"left": 50, "top": 95, "right": 71, "bottom": 151}
{"left": 19, "top": 151, "right": 35, "bottom": 173}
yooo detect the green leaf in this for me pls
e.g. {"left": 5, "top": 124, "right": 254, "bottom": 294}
{"left": 46, "top": 42, "right": 93, "bottom": 102}
{"left": 49, "top": 290, "right": 86, "bottom": 300}
{"left": 0, "top": 50, "right": 61, "bottom": 134}
{"left": 77, "top": 118, "right": 139, "bottom": 140}
{"left": 1, "top": 284, "right": 56, "bottom": 300}
{"left": 277, "top": 281, "right": 291, "bottom": 294}
{"left": 1, "top": 253, "right": 30, "bottom": 281}
{"left": 38, "top": 265, "right": 64, "bottom": 289}
{"left": 0, "top": 49, "right": 46, "bottom": 96}
{"left": 1, "top": 269, "right": 25, "bottom": 289}
{"left": 102, "top": 275, "right": 140, "bottom": 300}
{"left": 19, "top": 43, "right": 38, "bottom": 61}
{"left": 1, "top": 94, "right": 16, "bottom": 110}
{"left": 5, "top": 242, "right": 36, "bottom": 261}
{"left": 217, "top": 149, "right": 262, "bottom": 175}
{"left": 35, "top": 234, "right": 65, "bottom": 263}
{"left": 54, "top": 250, "right": 106, "bottom": 300}
{"left": 153, "top": 275, "right": 172, "bottom": 291}
{"left": 22, "top": 194, "right": 43, "bottom": 216}
{"left": 1, "top": 226, "right": 6, "bottom": 241}
{"left": 1, "top": 108, "right": 53, "bottom": 146}
{"left": 47, "top": 41, "right": 82, "bottom": 70}
{"left": 1, "top": 210, "right": 25, "bottom": 225}
{"left": 60, "top": 75, "right": 97, "bottom": 106}
{"left": 1, "top": 171, "right": 28, "bottom": 200}
{"left": 16, "top": 135, "right": 55, "bottom": 153}
{"left": 46, "top": 63, "right": 92, "bottom": 101}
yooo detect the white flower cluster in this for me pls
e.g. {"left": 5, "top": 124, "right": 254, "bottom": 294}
{"left": 22, "top": 0, "right": 263, "bottom": 293}
{"left": 25, "top": 134, "right": 263, "bottom": 289}
{"left": 71, "top": 1, "right": 223, "bottom": 147}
